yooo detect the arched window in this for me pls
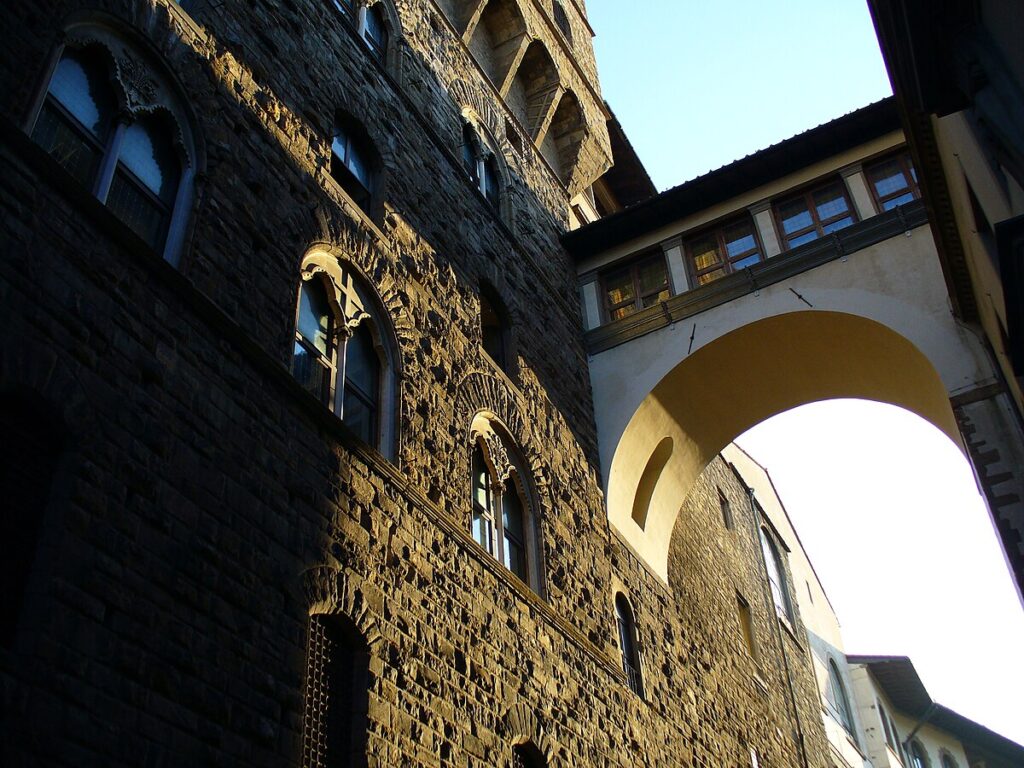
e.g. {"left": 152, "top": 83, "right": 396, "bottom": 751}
{"left": 302, "top": 613, "right": 370, "bottom": 768}
{"left": 291, "top": 252, "right": 399, "bottom": 458}
{"left": 30, "top": 29, "right": 198, "bottom": 266}
{"left": 512, "top": 741, "right": 547, "bottom": 768}
{"left": 470, "top": 416, "right": 540, "bottom": 590}
{"left": 759, "top": 527, "right": 793, "bottom": 622}
{"left": 910, "top": 740, "right": 930, "bottom": 768}
{"left": 826, "top": 659, "right": 854, "bottom": 733}
{"left": 462, "top": 123, "right": 501, "bottom": 207}
{"left": 329, "top": 0, "right": 392, "bottom": 64}
{"left": 614, "top": 593, "right": 644, "bottom": 697}
{"left": 940, "top": 753, "right": 959, "bottom": 768}
{"left": 479, "top": 284, "right": 512, "bottom": 374}
{"left": 331, "top": 115, "right": 379, "bottom": 217}
{"left": 1, "top": 391, "right": 65, "bottom": 647}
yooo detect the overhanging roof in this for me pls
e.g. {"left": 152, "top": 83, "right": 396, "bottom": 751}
{"left": 563, "top": 97, "right": 901, "bottom": 258}
{"left": 846, "top": 655, "right": 932, "bottom": 716}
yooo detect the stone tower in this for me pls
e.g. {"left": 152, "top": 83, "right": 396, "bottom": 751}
{"left": 1, "top": 1, "right": 829, "bottom": 765}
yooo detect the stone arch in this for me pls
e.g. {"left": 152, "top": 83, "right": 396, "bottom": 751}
{"left": 503, "top": 702, "right": 557, "bottom": 765}
{"left": 606, "top": 310, "right": 966, "bottom": 582}
{"left": 365, "top": 0, "right": 404, "bottom": 74}
{"left": 467, "top": 0, "right": 528, "bottom": 90}
{"left": 455, "top": 371, "right": 525, "bottom": 440}
{"left": 506, "top": 39, "right": 559, "bottom": 138}
{"left": 300, "top": 564, "right": 384, "bottom": 651}
{"left": 450, "top": 78, "right": 506, "bottom": 143}
{"left": 541, "top": 88, "right": 585, "bottom": 187}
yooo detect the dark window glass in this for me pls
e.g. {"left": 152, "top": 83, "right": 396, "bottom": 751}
{"left": 686, "top": 217, "right": 762, "bottom": 286}
{"left": 502, "top": 483, "right": 527, "bottom": 581}
{"left": 513, "top": 742, "right": 547, "bottom": 768}
{"left": 941, "top": 755, "right": 958, "bottom": 768}
{"left": 483, "top": 156, "right": 500, "bottom": 206}
{"left": 343, "top": 322, "right": 379, "bottom": 445}
{"left": 331, "top": 124, "right": 373, "bottom": 213}
{"left": 472, "top": 445, "right": 494, "bottom": 553}
{"left": 615, "top": 594, "right": 644, "bottom": 696}
{"left": 760, "top": 528, "right": 793, "bottom": 621}
{"left": 552, "top": 1, "right": 572, "bottom": 42}
{"left": 718, "top": 489, "right": 733, "bottom": 529}
{"left": 364, "top": 5, "right": 388, "bottom": 61}
{"left": 107, "top": 117, "right": 179, "bottom": 250}
{"left": 603, "top": 253, "right": 670, "bottom": 321}
{"left": 1, "top": 394, "right": 64, "bottom": 647}
{"left": 462, "top": 125, "right": 478, "bottom": 179}
{"left": 302, "top": 614, "right": 369, "bottom": 768}
{"left": 480, "top": 292, "right": 508, "bottom": 370}
{"left": 827, "top": 660, "right": 853, "bottom": 732}
{"left": 31, "top": 48, "right": 116, "bottom": 188}
{"left": 737, "top": 594, "right": 756, "bottom": 659}
{"left": 332, "top": 0, "right": 356, "bottom": 21}
{"left": 911, "top": 742, "right": 928, "bottom": 768}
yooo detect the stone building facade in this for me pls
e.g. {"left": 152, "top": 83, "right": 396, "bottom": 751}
{"left": 1, "top": 1, "right": 832, "bottom": 766}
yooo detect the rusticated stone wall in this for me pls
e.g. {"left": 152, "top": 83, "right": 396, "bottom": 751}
{"left": 0, "top": 1, "right": 829, "bottom": 766}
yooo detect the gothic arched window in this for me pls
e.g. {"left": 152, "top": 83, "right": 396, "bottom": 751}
{"left": 910, "top": 740, "right": 930, "bottom": 768}
{"left": 512, "top": 741, "right": 547, "bottom": 768}
{"left": 759, "top": 527, "right": 794, "bottom": 622}
{"left": 826, "top": 659, "right": 854, "bottom": 734}
{"left": 615, "top": 593, "right": 644, "bottom": 697}
{"left": 291, "top": 252, "right": 399, "bottom": 457}
{"left": 470, "top": 416, "right": 539, "bottom": 589}
{"left": 302, "top": 613, "right": 370, "bottom": 768}
{"left": 30, "top": 28, "right": 198, "bottom": 266}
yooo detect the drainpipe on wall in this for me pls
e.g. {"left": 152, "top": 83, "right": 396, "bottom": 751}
{"left": 901, "top": 702, "right": 938, "bottom": 758}
{"left": 745, "top": 483, "right": 812, "bottom": 768}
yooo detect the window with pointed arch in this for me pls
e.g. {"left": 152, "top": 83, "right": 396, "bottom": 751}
{"left": 29, "top": 25, "right": 198, "bottom": 267}
{"left": 469, "top": 415, "right": 540, "bottom": 590}
{"left": 291, "top": 252, "right": 399, "bottom": 458}
{"left": 940, "top": 752, "right": 959, "bottom": 768}
{"left": 910, "top": 740, "right": 930, "bottom": 768}
{"left": 462, "top": 123, "right": 501, "bottom": 208}
{"left": 759, "top": 526, "right": 794, "bottom": 623}
{"left": 826, "top": 659, "right": 854, "bottom": 735}
{"left": 614, "top": 593, "right": 644, "bottom": 697}
{"left": 329, "top": 0, "right": 391, "bottom": 64}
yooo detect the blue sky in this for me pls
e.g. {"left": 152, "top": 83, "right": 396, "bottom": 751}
{"left": 585, "top": 0, "right": 1024, "bottom": 747}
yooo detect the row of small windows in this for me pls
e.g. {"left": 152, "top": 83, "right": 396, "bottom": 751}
{"left": 601, "top": 152, "right": 922, "bottom": 322}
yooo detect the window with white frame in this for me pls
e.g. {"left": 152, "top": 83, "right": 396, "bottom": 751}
{"left": 30, "top": 30, "right": 198, "bottom": 266}
{"left": 470, "top": 416, "right": 540, "bottom": 590}
{"left": 291, "top": 252, "right": 398, "bottom": 458}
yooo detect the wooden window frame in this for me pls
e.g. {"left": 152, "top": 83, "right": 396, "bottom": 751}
{"left": 684, "top": 215, "right": 765, "bottom": 287}
{"left": 600, "top": 251, "right": 671, "bottom": 323}
{"left": 773, "top": 179, "right": 858, "bottom": 250}
{"left": 865, "top": 151, "right": 920, "bottom": 212}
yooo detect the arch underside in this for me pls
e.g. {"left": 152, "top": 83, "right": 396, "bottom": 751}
{"left": 607, "top": 311, "right": 963, "bottom": 582}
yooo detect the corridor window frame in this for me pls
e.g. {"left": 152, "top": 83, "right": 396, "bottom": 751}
{"left": 865, "top": 151, "right": 920, "bottom": 212}
{"left": 601, "top": 251, "right": 671, "bottom": 322}
{"left": 685, "top": 215, "right": 765, "bottom": 287}
{"left": 773, "top": 179, "right": 857, "bottom": 250}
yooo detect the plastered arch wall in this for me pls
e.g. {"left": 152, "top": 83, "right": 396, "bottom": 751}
{"left": 607, "top": 310, "right": 966, "bottom": 582}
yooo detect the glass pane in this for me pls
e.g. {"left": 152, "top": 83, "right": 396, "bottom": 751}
{"left": 689, "top": 237, "right": 721, "bottom": 271}
{"left": 32, "top": 103, "right": 102, "bottom": 187}
{"left": 870, "top": 160, "right": 908, "bottom": 197}
{"left": 483, "top": 158, "right": 499, "bottom": 205}
{"left": 117, "top": 117, "right": 180, "bottom": 204}
{"left": 473, "top": 447, "right": 490, "bottom": 512}
{"left": 502, "top": 489, "right": 524, "bottom": 539}
{"left": 462, "top": 131, "right": 477, "bottom": 178}
{"left": 472, "top": 511, "right": 491, "bottom": 552}
{"left": 504, "top": 538, "right": 527, "bottom": 581}
{"left": 777, "top": 198, "right": 813, "bottom": 234}
{"left": 696, "top": 268, "right": 726, "bottom": 286}
{"left": 725, "top": 231, "right": 757, "bottom": 258}
{"left": 604, "top": 270, "right": 634, "bottom": 306}
{"left": 364, "top": 5, "right": 388, "bottom": 58}
{"left": 881, "top": 192, "right": 915, "bottom": 210}
{"left": 787, "top": 230, "right": 819, "bottom": 248}
{"left": 732, "top": 254, "right": 760, "bottom": 270}
{"left": 610, "top": 305, "right": 636, "bottom": 321}
{"left": 637, "top": 258, "right": 668, "bottom": 294}
{"left": 48, "top": 49, "right": 116, "bottom": 139}
{"left": 345, "top": 324, "right": 379, "bottom": 398}
{"left": 292, "top": 341, "right": 329, "bottom": 402}
{"left": 814, "top": 185, "right": 849, "bottom": 220}
{"left": 821, "top": 216, "right": 854, "bottom": 234}
{"left": 342, "top": 389, "right": 375, "bottom": 444}
{"left": 297, "top": 281, "right": 331, "bottom": 354}
{"left": 345, "top": 138, "right": 371, "bottom": 190}
{"left": 640, "top": 289, "right": 670, "bottom": 308}
{"left": 332, "top": 0, "right": 355, "bottom": 19}
{"left": 107, "top": 171, "right": 168, "bottom": 249}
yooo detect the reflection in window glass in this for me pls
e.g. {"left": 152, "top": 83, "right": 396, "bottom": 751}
{"left": 342, "top": 322, "right": 379, "bottom": 444}
{"left": 866, "top": 153, "right": 920, "bottom": 211}
{"left": 775, "top": 181, "right": 855, "bottom": 248}
{"left": 47, "top": 50, "right": 116, "bottom": 138}
{"left": 603, "top": 253, "right": 669, "bottom": 321}
{"left": 686, "top": 217, "right": 762, "bottom": 286}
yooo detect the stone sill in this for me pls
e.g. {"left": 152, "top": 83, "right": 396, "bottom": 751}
{"left": 585, "top": 199, "right": 929, "bottom": 355}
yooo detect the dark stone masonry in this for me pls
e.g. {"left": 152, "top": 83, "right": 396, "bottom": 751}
{"left": 1, "top": 1, "right": 831, "bottom": 765}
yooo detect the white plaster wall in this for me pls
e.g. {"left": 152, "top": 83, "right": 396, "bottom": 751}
{"left": 590, "top": 226, "right": 994, "bottom": 488}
